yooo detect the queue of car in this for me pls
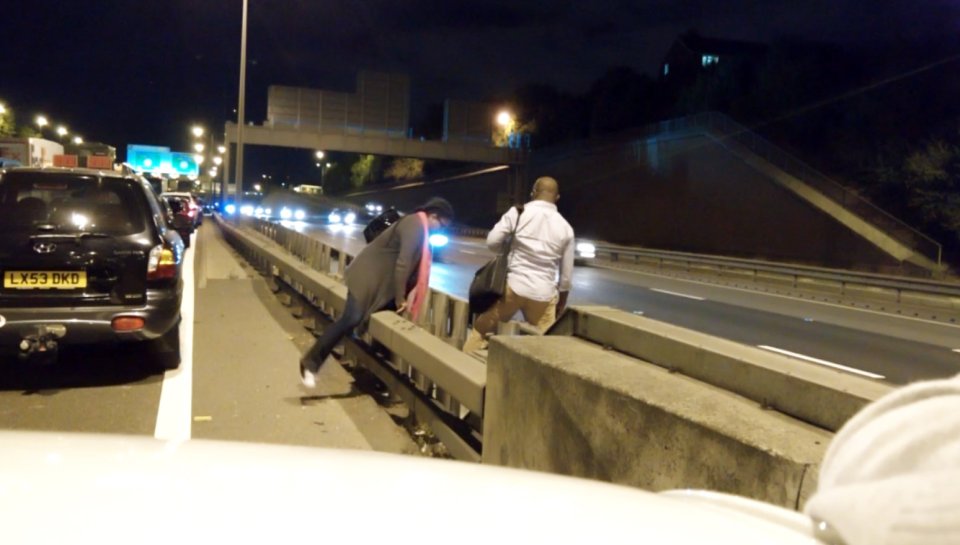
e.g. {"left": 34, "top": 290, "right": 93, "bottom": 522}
{"left": 0, "top": 165, "right": 193, "bottom": 368}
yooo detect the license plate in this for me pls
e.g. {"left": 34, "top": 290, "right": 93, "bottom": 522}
{"left": 3, "top": 270, "right": 87, "bottom": 290}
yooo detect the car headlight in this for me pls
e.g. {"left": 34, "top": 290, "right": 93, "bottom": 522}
{"left": 254, "top": 206, "right": 264, "bottom": 216}
{"left": 280, "top": 207, "right": 293, "bottom": 220}
{"left": 264, "top": 208, "right": 272, "bottom": 216}
{"left": 294, "top": 209, "right": 306, "bottom": 221}
{"left": 240, "top": 205, "right": 254, "bottom": 216}
{"left": 576, "top": 242, "right": 596, "bottom": 259}
{"left": 429, "top": 233, "right": 449, "bottom": 248}
{"left": 225, "top": 204, "right": 237, "bottom": 215}
{"left": 328, "top": 212, "right": 341, "bottom": 224}
{"left": 343, "top": 212, "right": 356, "bottom": 225}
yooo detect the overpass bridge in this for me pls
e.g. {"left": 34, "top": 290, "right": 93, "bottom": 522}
{"left": 222, "top": 71, "right": 529, "bottom": 203}
{"left": 221, "top": 121, "right": 528, "bottom": 207}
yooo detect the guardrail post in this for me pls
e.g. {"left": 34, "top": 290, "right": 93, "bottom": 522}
{"left": 412, "top": 290, "right": 436, "bottom": 397}
{"left": 436, "top": 388, "right": 461, "bottom": 417}
{"left": 450, "top": 299, "right": 470, "bottom": 350}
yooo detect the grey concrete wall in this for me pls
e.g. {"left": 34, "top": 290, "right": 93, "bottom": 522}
{"left": 530, "top": 134, "right": 900, "bottom": 270}
{"left": 483, "top": 335, "right": 831, "bottom": 509}
{"left": 340, "top": 130, "right": 901, "bottom": 270}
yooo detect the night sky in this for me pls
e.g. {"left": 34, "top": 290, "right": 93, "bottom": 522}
{"left": 3, "top": 0, "right": 959, "bottom": 166}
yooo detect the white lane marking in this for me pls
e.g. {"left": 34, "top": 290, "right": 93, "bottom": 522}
{"left": 757, "top": 345, "right": 886, "bottom": 379}
{"left": 953, "top": 349, "right": 960, "bottom": 354}
{"left": 650, "top": 288, "right": 705, "bottom": 301}
{"left": 460, "top": 250, "right": 480, "bottom": 255}
{"left": 154, "top": 234, "right": 195, "bottom": 441}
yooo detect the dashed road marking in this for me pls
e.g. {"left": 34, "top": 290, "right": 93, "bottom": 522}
{"left": 758, "top": 345, "right": 885, "bottom": 379}
{"left": 650, "top": 288, "right": 705, "bottom": 301}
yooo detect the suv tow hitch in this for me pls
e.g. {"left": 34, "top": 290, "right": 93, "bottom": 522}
{"left": 18, "top": 325, "right": 67, "bottom": 362}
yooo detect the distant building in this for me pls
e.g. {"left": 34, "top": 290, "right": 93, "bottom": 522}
{"left": 0, "top": 137, "right": 64, "bottom": 167}
{"left": 266, "top": 71, "right": 410, "bottom": 138}
{"left": 293, "top": 184, "right": 323, "bottom": 195}
{"left": 65, "top": 141, "right": 117, "bottom": 167}
{"left": 661, "top": 31, "right": 767, "bottom": 83}
{"left": 443, "top": 99, "right": 497, "bottom": 144}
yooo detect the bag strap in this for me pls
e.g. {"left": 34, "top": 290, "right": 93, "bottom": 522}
{"left": 511, "top": 204, "right": 525, "bottom": 235}
{"left": 500, "top": 204, "right": 525, "bottom": 257}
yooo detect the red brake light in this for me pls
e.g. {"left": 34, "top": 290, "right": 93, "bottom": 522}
{"left": 147, "top": 244, "right": 178, "bottom": 280}
{"left": 112, "top": 316, "right": 145, "bottom": 331}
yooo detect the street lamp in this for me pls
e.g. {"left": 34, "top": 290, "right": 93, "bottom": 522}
{"left": 319, "top": 161, "right": 332, "bottom": 191}
{"left": 35, "top": 115, "right": 49, "bottom": 131}
{"left": 73, "top": 136, "right": 83, "bottom": 145}
{"left": 56, "top": 126, "right": 68, "bottom": 138}
{"left": 194, "top": 142, "right": 205, "bottom": 153}
{"left": 315, "top": 150, "right": 325, "bottom": 160}
{"left": 495, "top": 109, "right": 516, "bottom": 148}
{"left": 217, "top": 145, "right": 226, "bottom": 154}
{"left": 192, "top": 125, "right": 205, "bottom": 138}
{"left": 0, "top": 103, "right": 6, "bottom": 115}
{"left": 213, "top": 156, "right": 223, "bottom": 166}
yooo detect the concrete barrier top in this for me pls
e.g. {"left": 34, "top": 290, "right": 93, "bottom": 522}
{"left": 556, "top": 306, "right": 893, "bottom": 432}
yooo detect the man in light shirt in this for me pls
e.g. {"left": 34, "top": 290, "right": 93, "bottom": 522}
{"left": 462, "top": 176, "right": 574, "bottom": 354}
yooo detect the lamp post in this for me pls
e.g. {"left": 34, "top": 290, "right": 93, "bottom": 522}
{"left": 35, "top": 115, "right": 49, "bottom": 135}
{"left": 235, "top": 0, "right": 249, "bottom": 216}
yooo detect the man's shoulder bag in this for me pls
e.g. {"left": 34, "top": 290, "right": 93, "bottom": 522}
{"left": 468, "top": 205, "right": 524, "bottom": 315}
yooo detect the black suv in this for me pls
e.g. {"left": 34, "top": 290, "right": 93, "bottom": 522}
{"left": 0, "top": 168, "right": 185, "bottom": 368}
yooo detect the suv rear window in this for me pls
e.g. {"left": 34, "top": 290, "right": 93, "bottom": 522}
{"left": 0, "top": 172, "right": 148, "bottom": 235}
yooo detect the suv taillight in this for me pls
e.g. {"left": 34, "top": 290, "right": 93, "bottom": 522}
{"left": 147, "top": 244, "right": 177, "bottom": 280}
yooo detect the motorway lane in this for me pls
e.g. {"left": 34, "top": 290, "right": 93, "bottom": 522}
{"left": 291, "top": 220, "right": 960, "bottom": 385}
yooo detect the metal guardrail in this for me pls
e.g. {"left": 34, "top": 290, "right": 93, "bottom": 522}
{"left": 221, "top": 216, "right": 502, "bottom": 460}
{"left": 588, "top": 242, "right": 960, "bottom": 307}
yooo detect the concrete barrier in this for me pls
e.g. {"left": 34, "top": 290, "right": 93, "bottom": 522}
{"left": 554, "top": 307, "right": 891, "bottom": 432}
{"left": 482, "top": 335, "right": 830, "bottom": 509}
